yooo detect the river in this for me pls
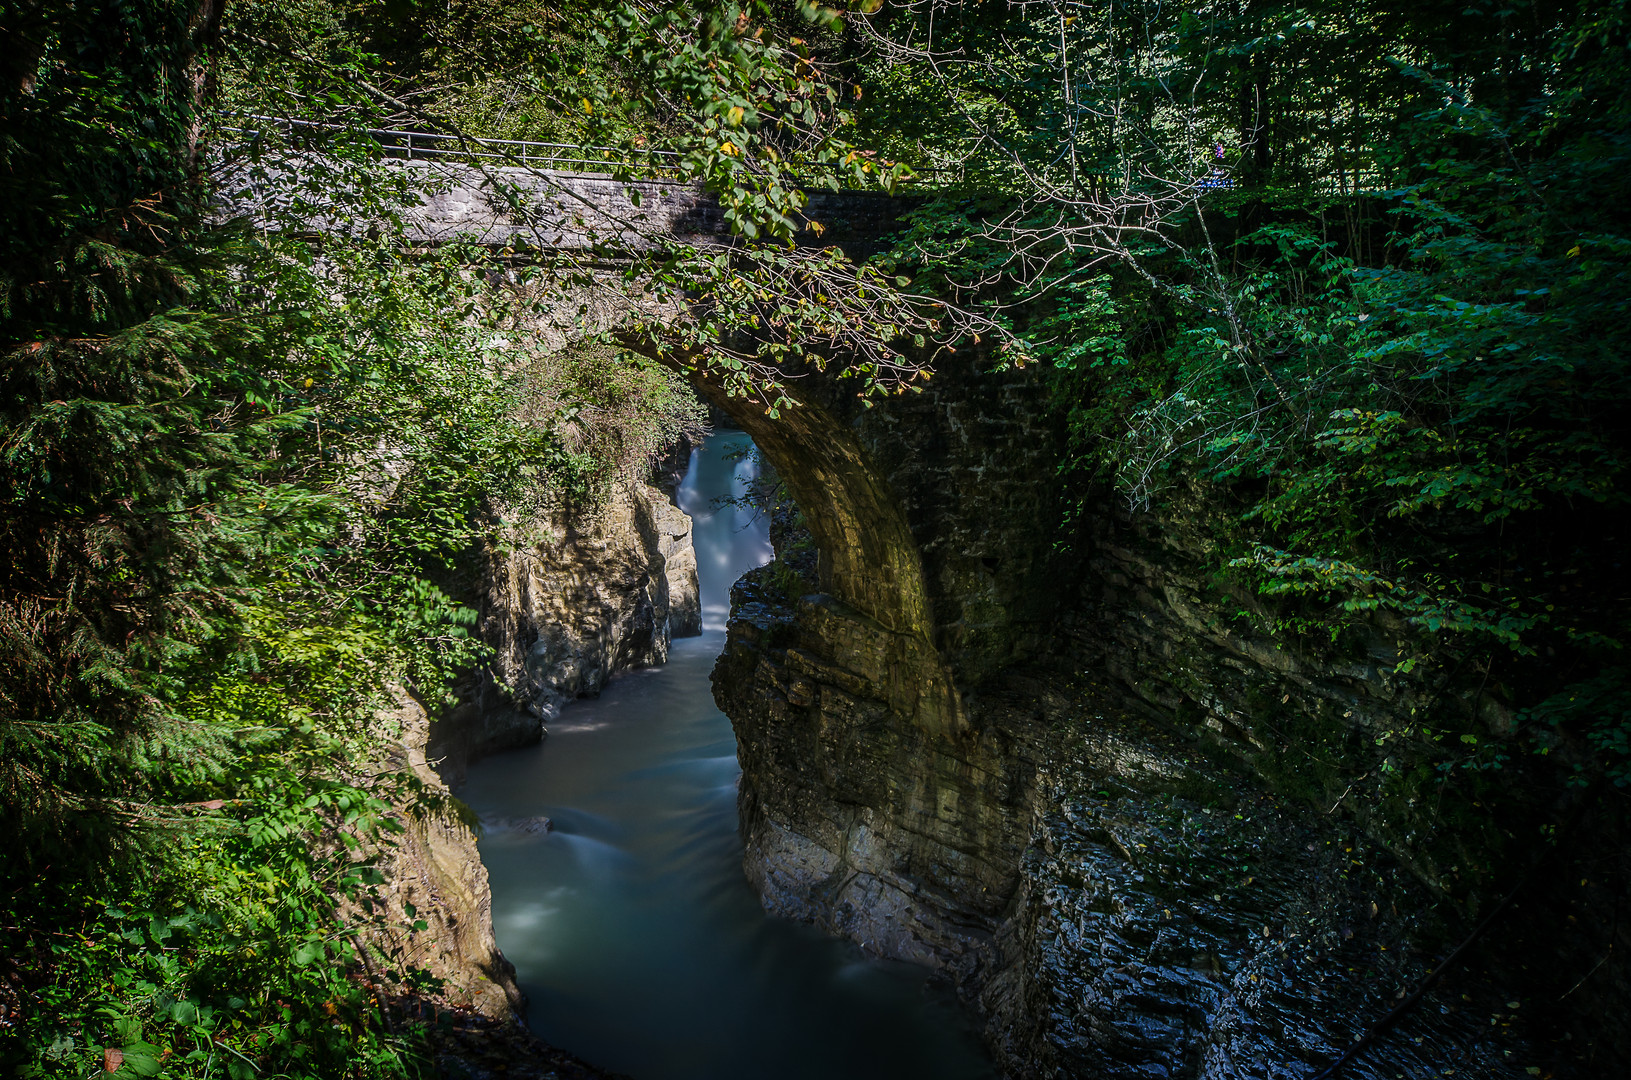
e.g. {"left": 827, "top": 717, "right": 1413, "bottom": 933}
{"left": 463, "top": 431, "right": 996, "bottom": 1080}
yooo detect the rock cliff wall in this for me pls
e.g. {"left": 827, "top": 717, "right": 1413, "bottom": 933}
{"left": 700, "top": 356, "right": 1603, "bottom": 1077}
{"left": 371, "top": 689, "right": 524, "bottom": 1020}
{"left": 368, "top": 459, "right": 699, "bottom": 1076}
{"left": 372, "top": 686, "right": 624, "bottom": 1079}
{"left": 430, "top": 477, "right": 701, "bottom": 784}
{"left": 706, "top": 354, "right": 1063, "bottom": 988}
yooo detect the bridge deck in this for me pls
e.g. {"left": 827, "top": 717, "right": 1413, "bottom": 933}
{"left": 222, "top": 125, "right": 914, "bottom": 254}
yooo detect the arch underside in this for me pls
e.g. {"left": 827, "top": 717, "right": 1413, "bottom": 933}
{"left": 684, "top": 368, "right": 969, "bottom": 738}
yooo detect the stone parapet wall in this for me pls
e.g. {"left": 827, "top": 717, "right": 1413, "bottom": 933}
{"left": 225, "top": 156, "right": 912, "bottom": 257}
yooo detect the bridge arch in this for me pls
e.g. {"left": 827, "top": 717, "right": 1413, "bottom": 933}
{"left": 683, "top": 366, "right": 969, "bottom": 737}
{"left": 250, "top": 141, "right": 1059, "bottom": 736}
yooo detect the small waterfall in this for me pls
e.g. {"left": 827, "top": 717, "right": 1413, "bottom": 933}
{"left": 673, "top": 434, "right": 773, "bottom": 631}
{"left": 464, "top": 431, "right": 994, "bottom": 1080}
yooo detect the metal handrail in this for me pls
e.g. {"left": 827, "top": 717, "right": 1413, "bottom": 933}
{"left": 225, "top": 114, "right": 684, "bottom": 174}
{"left": 223, "top": 114, "right": 955, "bottom": 187}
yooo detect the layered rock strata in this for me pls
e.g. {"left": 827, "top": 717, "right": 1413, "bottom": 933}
{"left": 718, "top": 585, "right": 1043, "bottom": 985}
{"left": 699, "top": 354, "right": 1586, "bottom": 1077}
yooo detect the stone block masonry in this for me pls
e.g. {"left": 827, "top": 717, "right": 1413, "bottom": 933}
{"left": 225, "top": 156, "right": 911, "bottom": 258}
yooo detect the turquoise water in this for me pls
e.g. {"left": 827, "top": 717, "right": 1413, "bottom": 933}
{"left": 462, "top": 432, "right": 995, "bottom": 1080}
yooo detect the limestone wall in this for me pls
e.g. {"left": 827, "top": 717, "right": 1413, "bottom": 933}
{"left": 429, "top": 478, "right": 701, "bottom": 784}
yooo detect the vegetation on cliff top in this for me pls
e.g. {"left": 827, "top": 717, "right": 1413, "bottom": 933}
{"left": 851, "top": 0, "right": 1629, "bottom": 881}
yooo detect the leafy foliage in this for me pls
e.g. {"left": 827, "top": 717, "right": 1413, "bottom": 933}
{"left": 9, "top": 0, "right": 1629, "bottom": 1069}
{"left": 1, "top": 2, "right": 709, "bottom": 1075}
{"left": 858, "top": 1, "right": 1631, "bottom": 835}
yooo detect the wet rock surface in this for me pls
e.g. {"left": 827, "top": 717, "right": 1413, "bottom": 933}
{"left": 427, "top": 1008, "right": 628, "bottom": 1080}
{"left": 984, "top": 699, "right": 1543, "bottom": 1080}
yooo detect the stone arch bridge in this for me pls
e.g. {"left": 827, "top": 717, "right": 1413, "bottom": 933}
{"left": 248, "top": 128, "right": 1551, "bottom": 1078}
{"left": 228, "top": 122, "right": 910, "bottom": 255}
{"left": 232, "top": 128, "right": 1012, "bottom": 729}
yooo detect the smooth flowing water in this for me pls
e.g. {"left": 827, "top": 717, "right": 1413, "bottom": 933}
{"left": 464, "top": 432, "right": 996, "bottom": 1080}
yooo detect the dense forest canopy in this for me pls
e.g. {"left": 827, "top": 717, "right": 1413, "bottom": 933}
{"left": 856, "top": 0, "right": 1631, "bottom": 808}
{"left": 2, "top": 0, "right": 1627, "bottom": 1075}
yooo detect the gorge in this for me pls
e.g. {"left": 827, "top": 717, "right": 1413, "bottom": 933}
{"left": 6, "top": 4, "right": 1629, "bottom": 1079}
{"left": 404, "top": 352, "right": 1623, "bottom": 1079}
{"left": 463, "top": 431, "right": 992, "bottom": 1080}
